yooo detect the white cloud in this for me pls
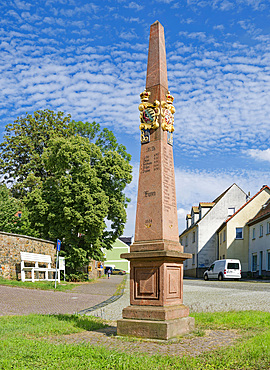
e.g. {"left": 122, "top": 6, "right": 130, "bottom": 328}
{"left": 246, "top": 149, "right": 270, "bottom": 162}
{"left": 125, "top": 2, "right": 143, "bottom": 11}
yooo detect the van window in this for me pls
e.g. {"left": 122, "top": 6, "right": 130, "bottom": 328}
{"left": 227, "top": 263, "right": 239, "bottom": 269}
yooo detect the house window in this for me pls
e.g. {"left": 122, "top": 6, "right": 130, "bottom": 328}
{"left": 192, "top": 254, "right": 195, "bottom": 265}
{"left": 236, "top": 227, "right": 243, "bottom": 239}
{"left": 260, "top": 225, "right": 263, "bottom": 237}
{"left": 252, "top": 228, "right": 255, "bottom": 239}
{"left": 252, "top": 254, "right": 257, "bottom": 272}
{"left": 185, "top": 235, "right": 188, "bottom": 247}
{"left": 223, "top": 230, "right": 226, "bottom": 242}
{"left": 192, "top": 232, "right": 195, "bottom": 243}
{"left": 268, "top": 251, "right": 270, "bottom": 271}
{"left": 228, "top": 208, "right": 235, "bottom": 217}
{"left": 267, "top": 222, "right": 270, "bottom": 234}
{"left": 219, "top": 233, "right": 222, "bottom": 245}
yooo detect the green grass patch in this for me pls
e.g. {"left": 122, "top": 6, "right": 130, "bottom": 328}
{"left": 190, "top": 310, "right": 270, "bottom": 332}
{"left": 0, "top": 276, "right": 87, "bottom": 291}
{"left": 0, "top": 311, "right": 269, "bottom": 369}
{"left": 0, "top": 314, "right": 108, "bottom": 338}
{"left": 113, "top": 275, "right": 127, "bottom": 296}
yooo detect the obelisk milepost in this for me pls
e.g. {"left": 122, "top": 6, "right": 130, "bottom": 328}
{"left": 117, "top": 21, "right": 194, "bottom": 340}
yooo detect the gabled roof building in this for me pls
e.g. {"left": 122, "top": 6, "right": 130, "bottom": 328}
{"left": 217, "top": 185, "right": 270, "bottom": 275}
{"left": 180, "top": 184, "right": 248, "bottom": 277}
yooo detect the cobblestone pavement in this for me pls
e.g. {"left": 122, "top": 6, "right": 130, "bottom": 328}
{"left": 0, "top": 275, "right": 123, "bottom": 316}
{"left": 88, "top": 277, "right": 270, "bottom": 320}
{"left": 183, "top": 279, "right": 270, "bottom": 313}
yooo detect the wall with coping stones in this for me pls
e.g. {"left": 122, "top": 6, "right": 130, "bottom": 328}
{"left": 0, "top": 231, "right": 56, "bottom": 280}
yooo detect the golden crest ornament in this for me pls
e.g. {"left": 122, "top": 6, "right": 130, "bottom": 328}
{"left": 161, "top": 92, "right": 175, "bottom": 133}
{"left": 139, "top": 90, "right": 160, "bottom": 143}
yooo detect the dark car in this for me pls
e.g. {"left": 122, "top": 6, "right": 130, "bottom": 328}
{"left": 111, "top": 268, "right": 126, "bottom": 275}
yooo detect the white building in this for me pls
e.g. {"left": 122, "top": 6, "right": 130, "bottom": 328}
{"left": 180, "top": 184, "right": 248, "bottom": 277}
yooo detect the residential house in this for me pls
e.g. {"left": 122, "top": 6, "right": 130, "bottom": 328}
{"left": 217, "top": 185, "right": 270, "bottom": 275}
{"left": 180, "top": 184, "right": 248, "bottom": 277}
{"left": 247, "top": 198, "right": 270, "bottom": 278}
{"left": 103, "top": 237, "right": 132, "bottom": 272}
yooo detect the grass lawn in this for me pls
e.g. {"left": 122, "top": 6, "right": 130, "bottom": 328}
{"left": 0, "top": 311, "right": 270, "bottom": 369}
{"left": 0, "top": 277, "right": 96, "bottom": 292}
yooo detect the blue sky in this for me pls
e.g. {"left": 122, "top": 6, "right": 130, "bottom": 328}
{"left": 1, "top": 0, "right": 270, "bottom": 236}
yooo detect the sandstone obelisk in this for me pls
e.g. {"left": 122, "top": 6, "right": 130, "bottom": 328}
{"left": 117, "top": 21, "right": 194, "bottom": 340}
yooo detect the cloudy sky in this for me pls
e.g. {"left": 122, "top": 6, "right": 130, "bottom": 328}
{"left": 1, "top": 0, "right": 270, "bottom": 235}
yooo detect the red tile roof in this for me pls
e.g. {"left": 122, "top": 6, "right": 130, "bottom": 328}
{"left": 247, "top": 199, "right": 270, "bottom": 225}
{"left": 225, "top": 185, "right": 270, "bottom": 223}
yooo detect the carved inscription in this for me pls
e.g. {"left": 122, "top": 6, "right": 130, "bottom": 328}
{"left": 154, "top": 152, "right": 159, "bottom": 171}
{"left": 142, "top": 155, "right": 152, "bottom": 173}
{"left": 144, "top": 191, "right": 156, "bottom": 197}
{"left": 163, "top": 145, "right": 176, "bottom": 214}
{"left": 146, "top": 146, "right": 156, "bottom": 152}
{"left": 141, "top": 146, "right": 160, "bottom": 175}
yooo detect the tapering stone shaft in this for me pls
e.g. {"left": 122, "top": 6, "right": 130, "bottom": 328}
{"left": 134, "top": 21, "right": 179, "bottom": 246}
{"left": 117, "top": 21, "right": 194, "bottom": 340}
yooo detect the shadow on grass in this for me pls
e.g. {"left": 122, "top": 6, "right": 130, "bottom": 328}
{"left": 49, "top": 313, "right": 115, "bottom": 334}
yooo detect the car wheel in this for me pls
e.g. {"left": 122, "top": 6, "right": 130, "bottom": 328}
{"left": 218, "top": 273, "right": 223, "bottom": 281}
{"left": 204, "top": 274, "right": 209, "bottom": 281}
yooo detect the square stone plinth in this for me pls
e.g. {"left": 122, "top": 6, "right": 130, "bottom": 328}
{"left": 122, "top": 304, "right": 190, "bottom": 321}
{"left": 117, "top": 316, "right": 195, "bottom": 340}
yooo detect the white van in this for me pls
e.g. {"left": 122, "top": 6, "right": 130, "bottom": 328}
{"left": 203, "top": 259, "right": 241, "bottom": 281}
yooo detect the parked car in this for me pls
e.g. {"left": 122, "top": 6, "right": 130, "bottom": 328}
{"left": 203, "top": 259, "right": 241, "bottom": 281}
{"left": 111, "top": 268, "right": 126, "bottom": 275}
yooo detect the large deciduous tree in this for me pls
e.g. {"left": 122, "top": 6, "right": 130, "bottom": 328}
{"left": 0, "top": 111, "right": 132, "bottom": 275}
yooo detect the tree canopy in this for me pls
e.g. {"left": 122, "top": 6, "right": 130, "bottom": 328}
{"left": 0, "top": 184, "right": 35, "bottom": 236}
{"left": 0, "top": 110, "right": 72, "bottom": 198}
{"left": 0, "top": 111, "right": 133, "bottom": 274}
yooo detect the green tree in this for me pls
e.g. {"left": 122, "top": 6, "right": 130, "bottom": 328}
{"left": 25, "top": 135, "right": 132, "bottom": 273}
{"left": 0, "top": 111, "right": 132, "bottom": 274}
{"left": 0, "top": 184, "right": 35, "bottom": 235}
{"left": 0, "top": 110, "right": 72, "bottom": 198}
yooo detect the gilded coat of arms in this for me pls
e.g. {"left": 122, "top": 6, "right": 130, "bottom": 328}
{"left": 138, "top": 90, "right": 160, "bottom": 143}
{"left": 161, "top": 92, "right": 175, "bottom": 133}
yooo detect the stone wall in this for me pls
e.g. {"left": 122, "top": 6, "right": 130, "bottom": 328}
{"left": 0, "top": 231, "right": 56, "bottom": 280}
{"left": 85, "top": 260, "right": 105, "bottom": 280}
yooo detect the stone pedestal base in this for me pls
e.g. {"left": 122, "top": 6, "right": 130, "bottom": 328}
{"left": 122, "top": 304, "right": 190, "bottom": 321}
{"left": 117, "top": 316, "right": 195, "bottom": 340}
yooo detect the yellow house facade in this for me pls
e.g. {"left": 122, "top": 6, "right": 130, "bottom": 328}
{"left": 218, "top": 186, "right": 270, "bottom": 274}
